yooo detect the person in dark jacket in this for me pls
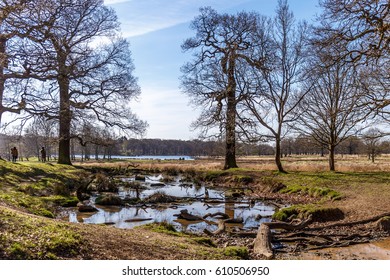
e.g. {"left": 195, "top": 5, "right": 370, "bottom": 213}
{"left": 11, "top": 147, "right": 18, "bottom": 162}
{"left": 40, "top": 147, "right": 47, "bottom": 162}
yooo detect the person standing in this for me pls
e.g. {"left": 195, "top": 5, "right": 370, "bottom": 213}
{"left": 11, "top": 147, "right": 18, "bottom": 162}
{"left": 40, "top": 147, "right": 47, "bottom": 162}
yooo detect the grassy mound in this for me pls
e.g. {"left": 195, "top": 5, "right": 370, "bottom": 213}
{"left": 273, "top": 204, "right": 345, "bottom": 222}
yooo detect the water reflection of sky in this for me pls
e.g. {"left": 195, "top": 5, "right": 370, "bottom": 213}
{"left": 119, "top": 174, "right": 223, "bottom": 199}
{"left": 66, "top": 174, "right": 275, "bottom": 233}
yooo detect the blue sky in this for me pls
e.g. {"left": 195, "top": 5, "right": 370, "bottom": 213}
{"left": 104, "top": 0, "right": 320, "bottom": 140}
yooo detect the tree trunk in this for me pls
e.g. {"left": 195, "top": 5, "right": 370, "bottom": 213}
{"left": 224, "top": 108, "right": 238, "bottom": 170}
{"left": 57, "top": 69, "right": 72, "bottom": 165}
{"left": 0, "top": 37, "right": 7, "bottom": 127}
{"left": 329, "top": 145, "right": 335, "bottom": 171}
{"left": 275, "top": 137, "right": 285, "bottom": 173}
{"left": 253, "top": 223, "right": 273, "bottom": 259}
{"left": 223, "top": 49, "right": 238, "bottom": 170}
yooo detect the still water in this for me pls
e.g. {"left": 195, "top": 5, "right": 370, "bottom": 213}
{"left": 64, "top": 174, "right": 275, "bottom": 233}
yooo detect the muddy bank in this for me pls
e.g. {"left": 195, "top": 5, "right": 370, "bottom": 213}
{"left": 287, "top": 238, "right": 390, "bottom": 260}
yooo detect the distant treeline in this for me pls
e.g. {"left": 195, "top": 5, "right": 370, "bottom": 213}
{"left": 118, "top": 136, "right": 390, "bottom": 157}
{"left": 118, "top": 138, "right": 275, "bottom": 157}
{"left": 1, "top": 133, "right": 389, "bottom": 161}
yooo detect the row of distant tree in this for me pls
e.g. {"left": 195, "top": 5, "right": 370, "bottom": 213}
{"left": 2, "top": 128, "right": 389, "bottom": 163}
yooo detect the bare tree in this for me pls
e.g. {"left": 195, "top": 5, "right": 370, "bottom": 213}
{"left": 362, "top": 128, "right": 387, "bottom": 163}
{"left": 6, "top": 0, "right": 146, "bottom": 164}
{"left": 242, "top": 0, "right": 309, "bottom": 172}
{"left": 23, "top": 116, "right": 58, "bottom": 160}
{"left": 181, "top": 7, "right": 268, "bottom": 169}
{"left": 296, "top": 52, "right": 369, "bottom": 171}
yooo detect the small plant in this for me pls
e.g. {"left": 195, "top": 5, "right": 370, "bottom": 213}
{"left": 232, "top": 175, "right": 254, "bottom": 184}
{"left": 202, "top": 170, "right": 229, "bottom": 182}
{"left": 192, "top": 237, "right": 215, "bottom": 247}
{"left": 223, "top": 246, "right": 249, "bottom": 259}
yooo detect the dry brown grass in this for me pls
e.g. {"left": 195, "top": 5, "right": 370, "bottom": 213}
{"left": 74, "top": 154, "right": 390, "bottom": 172}
{"left": 236, "top": 154, "right": 390, "bottom": 172}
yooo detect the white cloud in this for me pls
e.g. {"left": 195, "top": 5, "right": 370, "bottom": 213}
{"left": 108, "top": 0, "right": 251, "bottom": 38}
{"left": 131, "top": 86, "right": 199, "bottom": 139}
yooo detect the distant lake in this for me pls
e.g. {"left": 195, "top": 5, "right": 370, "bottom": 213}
{"left": 114, "top": 155, "right": 194, "bottom": 160}
{"left": 75, "top": 155, "right": 195, "bottom": 160}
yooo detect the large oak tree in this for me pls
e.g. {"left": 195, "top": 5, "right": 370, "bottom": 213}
{"left": 6, "top": 0, "right": 146, "bottom": 164}
{"left": 181, "top": 7, "right": 267, "bottom": 169}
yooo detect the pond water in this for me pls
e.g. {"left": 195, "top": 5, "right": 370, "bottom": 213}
{"left": 63, "top": 174, "right": 275, "bottom": 233}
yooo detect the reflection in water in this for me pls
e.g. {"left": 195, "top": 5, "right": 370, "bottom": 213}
{"left": 65, "top": 174, "right": 275, "bottom": 232}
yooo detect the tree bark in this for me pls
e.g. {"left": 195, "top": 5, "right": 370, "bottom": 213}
{"left": 275, "top": 137, "right": 286, "bottom": 173}
{"left": 253, "top": 223, "right": 273, "bottom": 259}
{"left": 223, "top": 49, "right": 238, "bottom": 170}
{"left": 0, "top": 37, "right": 7, "bottom": 126}
{"left": 224, "top": 99, "right": 238, "bottom": 170}
{"left": 329, "top": 145, "right": 335, "bottom": 171}
{"left": 57, "top": 52, "right": 72, "bottom": 165}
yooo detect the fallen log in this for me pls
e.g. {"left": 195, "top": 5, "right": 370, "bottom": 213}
{"left": 124, "top": 218, "right": 153, "bottom": 222}
{"left": 176, "top": 209, "right": 203, "bottom": 221}
{"left": 203, "top": 212, "right": 230, "bottom": 220}
{"left": 203, "top": 215, "right": 243, "bottom": 236}
{"left": 225, "top": 217, "right": 244, "bottom": 224}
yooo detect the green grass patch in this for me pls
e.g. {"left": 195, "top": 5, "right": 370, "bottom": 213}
{"left": 0, "top": 207, "right": 83, "bottom": 259}
{"left": 273, "top": 204, "right": 344, "bottom": 222}
{"left": 0, "top": 161, "right": 89, "bottom": 218}
{"left": 202, "top": 170, "right": 230, "bottom": 182}
{"left": 142, "top": 221, "right": 184, "bottom": 237}
{"left": 223, "top": 246, "right": 249, "bottom": 260}
{"left": 231, "top": 175, "right": 254, "bottom": 184}
{"left": 42, "top": 195, "right": 79, "bottom": 207}
{"left": 279, "top": 184, "right": 342, "bottom": 201}
{"left": 191, "top": 237, "right": 216, "bottom": 247}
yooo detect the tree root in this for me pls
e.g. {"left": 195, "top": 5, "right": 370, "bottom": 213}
{"left": 308, "top": 212, "right": 390, "bottom": 230}
{"left": 253, "top": 212, "right": 390, "bottom": 259}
